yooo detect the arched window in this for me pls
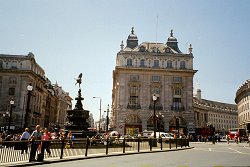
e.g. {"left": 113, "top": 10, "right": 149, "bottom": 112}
{"left": 180, "top": 61, "right": 186, "bottom": 69}
{"left": 140, "top": 59, "right": 145, "bottom": 67}
{"left": 127, "top": 58, "right": 132, "bottom": 66}
{"left": 167, "top": 60, "right": 172, "bottom": 68}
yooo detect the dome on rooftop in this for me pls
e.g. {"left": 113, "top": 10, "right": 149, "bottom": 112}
{"left": 126, "top": 27, "right": 138, "bottom": 49}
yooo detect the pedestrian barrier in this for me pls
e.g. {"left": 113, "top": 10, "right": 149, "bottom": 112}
{"left": 0, "top": 137, "right": 189, "bottom": 164}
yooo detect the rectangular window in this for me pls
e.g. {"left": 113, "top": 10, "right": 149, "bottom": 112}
{"left": 173, "top": 76, "right": 182, "bottom": 83}
{"left": 130, "top": 86, "right": 137, "bottom": 95}
{"left": 9, "top": 88, "right": 15, "bottom": 95}
{"left": 152, "top": 87, "right": 160, "bottom": 94}
{"left": 152, "top": 76, "right": 160, "bottom": 82}
{"left": 129, "top": 96, "right": 139, "bottom": 105}
{"left": 174, "top": 88, "right": 182, "bottom": 95}
{"left": 153, "top": 60, "right": 159, "bottom": 67}
{"left": 167, "top": 60, "right": 172, "bottom": 68}
{"left": 130, "top": 75, "right": 140, "bottom": 82}
{"left": 129, "top": 86, "right": 139, "bottom": 105}
{"left": 9, "top": 77, "right": 16, "bottom": 84}
{"left": 180, "top": 61, "right": 186, "bottom": 69}
{"left": 127, "top": 59, "right": 132, "bottom": 66}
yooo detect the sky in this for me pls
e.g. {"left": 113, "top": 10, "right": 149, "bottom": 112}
{"left": 1, "top": 0, "right": 250, "bottom": 122}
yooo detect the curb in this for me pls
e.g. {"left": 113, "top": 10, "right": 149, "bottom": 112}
{"left": 2, "top": 147, "right": 194, "bottom": 167}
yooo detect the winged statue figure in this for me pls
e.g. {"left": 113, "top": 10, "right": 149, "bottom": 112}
{"left": 75, "top": 73, "right": 82, "bottom": 88}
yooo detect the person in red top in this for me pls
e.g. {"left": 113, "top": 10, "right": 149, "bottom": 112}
{"left": 41, "top": 128, "right": 51, "bottom": 156}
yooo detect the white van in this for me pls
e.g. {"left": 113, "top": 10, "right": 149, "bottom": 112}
{"left": 150, "top": 132, "right": 174, "bottom": 141}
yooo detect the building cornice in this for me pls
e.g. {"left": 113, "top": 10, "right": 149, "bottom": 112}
{"left": 115, "top": 66, "right": 197, "bottom": 75}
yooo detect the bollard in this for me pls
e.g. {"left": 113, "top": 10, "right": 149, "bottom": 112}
{"left": 149, "top": 138, "right": 152, "bottom": 151}
{"left": 85, "top": 137, "right": 89, "bottom": 156}
{"left": 123, "top": 138, "right": 125, "bottom": 153}
{"left": 106, "top": 138, "right": 109, "bottom": 155}
{"left": 60, "top": 138, "right": 65, "bottom": 159}
{"left": 176, "top": 139, "right": 178, "bottom": 149}
{"left": 160, "top": 137, "right": 163, "bottom": 150}
{"left": 169, "top": 139, "right": 171, "bottom": 149}
{"left": 138, "top": 137, "right": 140, "bottom": 152}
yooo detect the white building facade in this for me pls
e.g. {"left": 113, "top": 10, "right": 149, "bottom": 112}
{"left": 111, "top": 28, "right": 197, "bottom": 136}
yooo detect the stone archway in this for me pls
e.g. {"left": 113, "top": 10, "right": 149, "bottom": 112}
{"left": 125, "top": 114, "right": 142, "bottom": 136}
{"left": 169, "top": 116, "right": 187, "bottom": 134}
{"left": 147, "top": 116, "right": 164, "bottom": 132}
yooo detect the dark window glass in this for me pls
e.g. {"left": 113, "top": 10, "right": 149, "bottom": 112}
{"left": 9, "top": 88, "right": 15, "bottom": 95}
{"left": 127, "top": 59, "right": 132, "bottom": 66}
{"left": 180, "top": 61, "right": 186, "bottom": 69}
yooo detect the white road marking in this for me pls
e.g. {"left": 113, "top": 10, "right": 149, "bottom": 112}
{"left": 208, "top": 148, "right": 212, "bottom": 151}
{"left": 228, "top": 148, "right": 243, "bottom": 154}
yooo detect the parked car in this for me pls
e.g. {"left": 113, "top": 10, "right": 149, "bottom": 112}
{"left": 150, "top": 132, "right": 174, "bottom": 142}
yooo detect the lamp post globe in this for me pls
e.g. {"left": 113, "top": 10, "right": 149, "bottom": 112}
{"left": 27, "top": 84, "right": 33, "bottom": 91}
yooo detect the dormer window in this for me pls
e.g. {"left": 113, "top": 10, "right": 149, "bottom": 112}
{"left": 167, "top": 60, "right": 172, "bottom": 68}
{"left": 127, "top": 58, "right": 132, "bottom": 66}
{"left": 153, "top": 60, "right": 159, "bottom": 68}
{"left": 180, "top": 61, "right": 186, "bottom": 69}
{"left": 140, "top": 59, "right": 145, "bottom": 67}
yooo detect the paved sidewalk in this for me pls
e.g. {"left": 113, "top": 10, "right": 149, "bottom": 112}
{"left": 1, "top": 146, "right": 193, "bottom": 167}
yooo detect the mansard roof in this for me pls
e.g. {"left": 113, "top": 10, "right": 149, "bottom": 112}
{"left": 122, "top": 28, "right": 190, "bottom": 55}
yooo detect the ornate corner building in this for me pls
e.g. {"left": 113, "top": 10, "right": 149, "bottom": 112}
{"left": 111, "top": 28, "right": 197, "bottom": 136}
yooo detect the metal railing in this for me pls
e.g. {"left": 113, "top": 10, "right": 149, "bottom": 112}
{"left": 0, "top": 137, "right": 189, "bottom": 164}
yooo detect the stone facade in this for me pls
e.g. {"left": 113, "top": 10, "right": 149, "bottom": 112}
{"left": 0, "top": 53, "right": 72, "bottom": 131}
{"left": 235, "top": 79, "right": 250, "bottom": 134}
{"left": 111, "top": 28, "right": 197, "bottom": 136}
{"left": 194, "top": 89, "right": 238, "bottom": 135}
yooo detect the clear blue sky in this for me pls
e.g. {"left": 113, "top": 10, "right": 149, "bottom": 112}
{"left": 1, "top": 0, "right": 250, "bottom": 122}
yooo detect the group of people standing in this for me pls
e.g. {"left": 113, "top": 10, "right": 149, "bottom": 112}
{"left": 19, "top": 125, "right": 52, "bottom": 162}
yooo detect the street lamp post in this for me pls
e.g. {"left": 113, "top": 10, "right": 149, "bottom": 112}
{"left": 176, "top": 117, "right": 179, "bottom": 138}
{"left": 93, "top": 97, "right": 102, "bottom": 133}
{"left": 24, "top": 84, "right": 33, "bottom": 129}
{"left": 8, "top": 99, "right": 14, "bottom": 132}
{"left": 153, "top": 94, "right": 157, "bottom": 139}
{"left": 105, "top": 104, "right": 110, "bottom": 133}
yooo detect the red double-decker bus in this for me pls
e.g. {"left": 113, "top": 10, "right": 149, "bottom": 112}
{"left": 228, "top": 128, "right": 246, "bottom": 140}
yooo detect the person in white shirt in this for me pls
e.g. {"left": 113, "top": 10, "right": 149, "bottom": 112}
{"left": 20, "top": 128, "right": 30, "bottom": 154}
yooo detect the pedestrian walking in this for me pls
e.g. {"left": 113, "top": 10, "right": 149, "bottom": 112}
{"left": 20, "top": 128, "right": 30, "bottom": 154}
{"left": 29, "top": 125, "right": 42, "bottom": 162}
{"left": 234, "top": 134, "right": 238, "bottom": 144}
{"left": 226, "top": 135, "right": 230, "bottom": 144}
{"left": 248, "top": 134, "right": 250, "bottom": 146}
